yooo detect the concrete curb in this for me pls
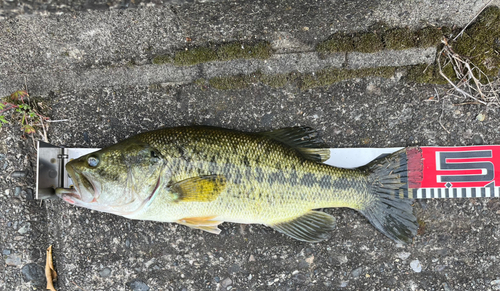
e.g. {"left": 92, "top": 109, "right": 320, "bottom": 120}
{"left": 0, "top": 47, "right": 436, "bottom": 95}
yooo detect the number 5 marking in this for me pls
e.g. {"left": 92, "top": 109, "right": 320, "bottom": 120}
{"left": 436, "top": 151, "right": 494, "bottom": 182}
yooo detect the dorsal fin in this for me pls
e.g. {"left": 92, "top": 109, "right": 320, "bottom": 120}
{"left": 260, "top": 127, "right": 330, "bottom": 162}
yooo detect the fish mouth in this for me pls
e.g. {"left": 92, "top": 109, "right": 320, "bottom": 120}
{"left": 55, "top": 186, "right": 82, "bottom": 204}
{"left": 55, "top": 164, "right": 97, "bottom": 204}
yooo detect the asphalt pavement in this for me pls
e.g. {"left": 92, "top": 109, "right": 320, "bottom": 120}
{"left": 1, "top": 0, "right": 500, "bottom": 290}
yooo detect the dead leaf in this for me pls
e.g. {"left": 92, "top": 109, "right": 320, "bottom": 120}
{"left": 46, "top": 245, "right": 57, "bottom": 291}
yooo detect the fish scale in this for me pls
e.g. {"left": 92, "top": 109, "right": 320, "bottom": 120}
{"left": 56, "top": 126, "right": 418, "bottom": 243}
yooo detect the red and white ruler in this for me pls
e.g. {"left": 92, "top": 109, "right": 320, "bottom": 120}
{"left": 325, "top": 146, "right": 500, "bottom": 199}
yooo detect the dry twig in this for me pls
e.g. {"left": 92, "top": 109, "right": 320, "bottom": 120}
{"left": 437, "top": 37, "right": 499, "bottom": 106}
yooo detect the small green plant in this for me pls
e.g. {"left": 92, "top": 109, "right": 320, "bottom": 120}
{"left": 1, "top": 90, "right": 49, "bottom": 138}
{"left": 0, "top": 105, "right": 8, "bottom": 125}
{"left": 16, "top": 104, "right": 37, "bottom": 134}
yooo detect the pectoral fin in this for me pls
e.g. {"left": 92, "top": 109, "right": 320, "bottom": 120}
{"left": 270, "top": 211, "right": 336, "bottom": 242}
{"left": 171, "top": 175, "right": 226, "bottom": 202}
{"left": 177, "top": 216, "right": 223, "bottom": 234}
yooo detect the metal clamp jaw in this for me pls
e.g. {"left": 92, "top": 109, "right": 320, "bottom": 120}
{"left": 36, "top": 141, "right": 99, "bottom": 200}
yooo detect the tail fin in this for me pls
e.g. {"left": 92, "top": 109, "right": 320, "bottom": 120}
{"left": 360, "top": 148, "right": 418, "bottom": 244}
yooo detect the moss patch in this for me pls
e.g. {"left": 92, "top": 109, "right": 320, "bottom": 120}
{"left": 405, "top": 63, "right": 450, "bottom": 84}
{"left": 384, "top": 27, "right": 416, "bottom": 50}
{"left": 353, "top": 32, "right": 384, "bottom": 53}
{"left": 153, "top": 41, "right": 273, "bottom": 67}
{"left": 217, "top": 41, "right": 272, "bottom": 61}
{"left": 209, "top": 74, "right": 261, "bottom": 90}
{"left": 194, "top": 78, "right": 208, "bottom": 90}
{"left": 317, "top": 25, "right": 444, "bottom": 54}
{"left": 205, "top": 66, "right": 400, "bottom": 91}
{"left": 152, "top": 55, "right": 173, "bottom": 65}
{"left": 452, "top": 6, "right": 500, "bottom": 78}
{"left": 174, "top": 47, "right": 218, "bottom": 66}
{"left": 416, "top": 26, "right": 443, "bottom": 48}
{"left": 316, "top": 33, "right": 354, "bottom": 53}
{"left": 300, "top": 67, "right": 396, "bottom": 90}
{"left": 260, "top": 73, "right": 297, "bottom": 88}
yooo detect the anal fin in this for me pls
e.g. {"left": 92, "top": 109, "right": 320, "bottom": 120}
{"left": 177, "top": 216, "right": 223, "bottom": 234}
{"left": 270, "top": 211, "right": 336, "bottom": 243}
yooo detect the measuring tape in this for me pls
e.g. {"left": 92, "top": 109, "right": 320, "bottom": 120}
{"left": 407, "top": 146, "right": 500, "bottom": 199}
{"left": 325, "top": 146, "right": 500, "bottom": 199}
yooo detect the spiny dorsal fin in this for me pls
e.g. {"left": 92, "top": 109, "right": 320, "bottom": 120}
{"left": 177, "top": 216, "right": 223, "bottom": 234}
{"left": 171, "top": 175, "right": 226, "bottom": 202}
{"left": 270, "top": 211, "right": 337, "bottom": 242}
{"left": 260, "top": 127, "right": 330, "bottom": 162}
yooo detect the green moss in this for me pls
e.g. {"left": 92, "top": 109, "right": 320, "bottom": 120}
{"left": 440, "top": 26, "right": 454, "bottom": 37}
{"left": 416, "top": 26, "right": 443, "bottom": 48}
{"left": 300, "top": 67, "right": 396, "bottom": 90}
{"left": 208, "top": 74, "right": 259, "bottom": 90}
{"left": 248, "top": 42, "right": 273, "bottom": 59}
{"left": 353, "top": 32, "right": 384, "bottom": 53}
{"left": 152, "top": 55, "right": 173, "bottom": 65}
{"left": 195, "top": 78, "right": 207, "bottom": 86}
{"left": 384, "top": 27, "right": 416, "bottom": 50}
{"left": 317, "top": 25, "right": 445, "bottom": 54}
{"left": 405, "top": 60, "right": 461, "bottom": 84}
{"left": 452, "top": 6, "right": 500, "bottom": 78}
{"left": 217, "top": 42, "right": 247, "bottom": 61}
{"left": 316, "top": 33, "right": 354, "bottom": 53}
{"left": 194, "top": 78, "right": 208, "bottom": 90}
{"left": 406, "top": 63, "right": 445, "bottom": 84}
{"left": 217, "top": 41, "right": 273, "bottom": 61}
{"left": 207, "top": 72, "right": 299, "bottom": 90}
{"left": 154, "top": 41, "right": 272, "bottom": 67}
{"left": 440, "top": 61, "right": 458, "bottom": 82}
{"left": 206, "top": 67, "right": 398, "bottom": 91}
{"left": 260, "top": 73, "right": 296, "bottom": 88}
{"left": 174, "top": 47, "right": 218, "bottom": 66}
{"left": 405, "top": 64, "right": 434, "bottom": 84}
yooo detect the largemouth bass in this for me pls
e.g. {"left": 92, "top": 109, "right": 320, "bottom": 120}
{"left": 55, "top": 126, "right": 417, "bottom": 243}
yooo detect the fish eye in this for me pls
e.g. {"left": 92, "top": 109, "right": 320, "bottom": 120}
{"left": 88, "top": 156, "right": 99, "bottom": 167}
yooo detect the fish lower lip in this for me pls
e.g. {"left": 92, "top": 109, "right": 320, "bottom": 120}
{"left": 64, "top": 192, "right": 82, "bottom": 202}
{"left": 55, "top": 187, "right": 81, "bottom": 200}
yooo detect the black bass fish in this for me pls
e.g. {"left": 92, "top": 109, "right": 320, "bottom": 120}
{"left": 55, "top": 126, "right": 417, "bottom": 243}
